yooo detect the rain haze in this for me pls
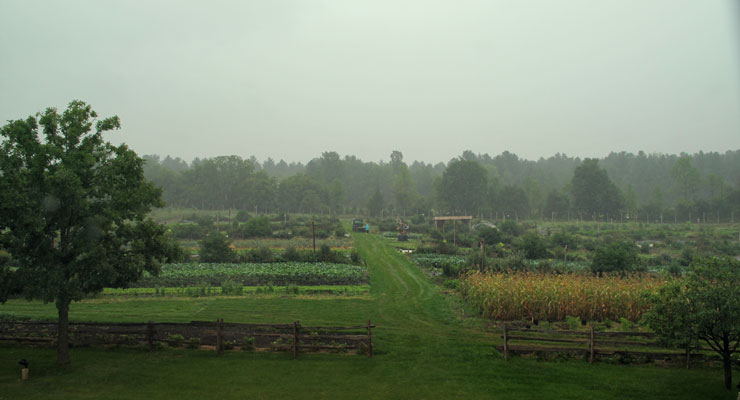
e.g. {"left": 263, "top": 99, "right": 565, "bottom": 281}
{"left": 1, "top": 0, "right": 739, "bottom": 164}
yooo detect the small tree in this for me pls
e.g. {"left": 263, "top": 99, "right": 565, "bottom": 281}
{"left": 646, "top": 257, "right": 740, "bottom": 390}
{"left": 199, "top": 233, "right": 235, "bottom": 263}
{"left": 0, "top": 101, "right": 170, "bottom": 364}
{"left": 519, "top": 232, "right": 549, "bottom": 259}
{"left": 590, "top": 241, "right": 638, "bottom": 274}
{"left": 642, "top": 280, "right": 698, "bottom": 367}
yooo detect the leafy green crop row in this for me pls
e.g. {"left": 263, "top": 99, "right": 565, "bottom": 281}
{"left": 136, "top": 262, "right": 368, "bottom": 287}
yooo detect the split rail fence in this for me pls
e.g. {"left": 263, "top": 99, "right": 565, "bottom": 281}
{"left": 0, "top": 319, "right": 374, "bottom": 358}
{"left": 499, "top": 323, "right": 717, "bottom": 366}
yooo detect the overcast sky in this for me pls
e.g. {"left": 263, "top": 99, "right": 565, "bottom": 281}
{"left": 1, "top": 1, "right": 739, "bottom": 164}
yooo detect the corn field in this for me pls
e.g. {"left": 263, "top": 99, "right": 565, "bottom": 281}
{"left": 460, "top": 271, "right": 666, "bottom": 322}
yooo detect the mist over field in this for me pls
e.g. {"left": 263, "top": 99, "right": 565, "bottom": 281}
{"left": 1, "top": 1, "right": 739, "bottom": 163}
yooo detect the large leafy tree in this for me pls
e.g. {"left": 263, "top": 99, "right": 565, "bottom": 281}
{"left": 646, "top": 257, "right": 740, "bottom": 390}
{"left": 671, "top": 155, "right": 700, "bottom": 201}
{"left": 0, "top": 101, "right": 171, "bottom": 364}
{"left": 570, "top": 158, "right": 623, "bottom": 219}
{"left": 436, "top": 159, "right": 488, "bottom": 216}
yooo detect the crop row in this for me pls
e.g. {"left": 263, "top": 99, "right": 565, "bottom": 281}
{"left": 459, "top": 271, "right": 665, "bottom": 322}
{"left": 136, "top": 262, "right": 368, "bottom": 287}
{"left": 412, "top": 254, "right": 467, "bottom": 276}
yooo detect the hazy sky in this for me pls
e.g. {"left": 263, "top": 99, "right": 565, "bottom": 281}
{"left": 1, "top": 1, "right": 739, "bottom": 164}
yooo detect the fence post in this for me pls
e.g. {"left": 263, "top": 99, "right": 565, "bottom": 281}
{"left": 293, "top": 321, "right": 299, "bottom": 359}
{"left": 503, "top": 323, "right": 509, "bottom": 361}
{"left": 147, "top": 321, "right": 155, "bottom": 352}
{"left": 479, "top": 240, "right": 486, "bottom": 271}
{"left": 216, "top": 318, "right": 223, "bottom": 355}
{"left": 366, "top": 320, "right": 373, "bottom": 358}
{"left": 589, "top": 325, "right": 595, "bottom": 364}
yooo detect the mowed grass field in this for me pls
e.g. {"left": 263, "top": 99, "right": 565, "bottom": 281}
{"left": 0, "top": 233, "right": 733, "bottom": 399}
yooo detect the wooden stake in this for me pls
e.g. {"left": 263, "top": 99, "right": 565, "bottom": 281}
{"left": 479, "top": 240, "right": 486, "bottom": 271}
{"left": 216, "top": 318, "right": 224, "bottom": 355}
{"left": 21, "top": 368, "right": 28, "bottom": 381}
{"left": 453, "top": 220, "right": 456, "bottom": 247}
{"left": 589, "top": 325, "right": 595, "bottom": 364}
{"left": 503, "top": 323, "right": 509, "bottom": 361}
{"left": 366, "top": 320, "right": 373, "bottom": 358}
{"left": 312, "top": 221, "right": 316, "bottom": 259}
{"left": 293, "top": 321, "right": 299, "bottom": 359}
{"left": 147, "top": 321, "right": 155, "bottom": 352}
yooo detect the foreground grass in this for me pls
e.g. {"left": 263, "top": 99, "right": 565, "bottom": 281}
{"left": 0, "top": 234, "right": 734, "bottom": 399}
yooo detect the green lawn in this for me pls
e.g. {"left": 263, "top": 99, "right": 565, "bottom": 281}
{"left": 0, "top": 233, "right": 734, "bottom": 399}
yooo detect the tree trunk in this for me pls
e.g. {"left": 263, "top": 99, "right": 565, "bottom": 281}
{"left": 722, "top": 336, "right": 732, "bottom": 390}
{"left": 56, "top": 300, "right": 71, "bottom": 365}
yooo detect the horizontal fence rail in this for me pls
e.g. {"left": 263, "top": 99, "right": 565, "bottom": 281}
{"left": 0, "top": 319, "right": 375, "bottom": 358}
{"left": 499, "top": 323, "right": 718, "bottom": 366}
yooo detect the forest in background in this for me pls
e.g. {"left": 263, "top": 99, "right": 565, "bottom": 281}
{"left": 142, "top": 150, "right": 740, "bottom": 222}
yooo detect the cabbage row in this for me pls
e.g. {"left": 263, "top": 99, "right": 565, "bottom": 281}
{"left": 136, "top": 262, "right": 368, "bottom": 287}
{"left": 412, "top": 254, "right": 467, "bottom": 270}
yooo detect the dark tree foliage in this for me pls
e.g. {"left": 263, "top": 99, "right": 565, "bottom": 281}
{"left": 0, "top": 101, "right": 171, "bottom": 364}
{"left": 142, "top": 149, "right": 740, "bottom": 223}
{"left": 571, "top": 159, "right": 623, "bottom": 218}
{"left": 496, "top": 184, "right": 530, "bottom": 219}
{"left": 367, "top": 187, "right": 384, "bottom": 217}
{"left": 240, "top": 216, "right": 272, "bottom": 238}
{"left": 519, "top": 232, "right": 549, "bottom": 259}
{"left": 543, "top": 189, "right": 570, "bottom": 219}
{"left": 199, "top": 233, "right": 236, "bottom": 263}
{"left": 437, "top": 159, "right": 488, "bottom": 216}
{"left": 590, "top": 241, "right": 638, "bottom": 274}
{"left": 477, "top": 226, "right": 502, "bottom": 245}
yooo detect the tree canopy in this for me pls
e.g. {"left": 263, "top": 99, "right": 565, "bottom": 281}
{"left": 0, "top": 101, "right": 172, "bottom": 364}
{"left": 646, "top": 257, "right": 740, "bottom": 390}
{"left": 571, "top": 159, "right": 623, "bottom": 219}
{"left": 436, "top": 159, "right": 488, "bottom": 216}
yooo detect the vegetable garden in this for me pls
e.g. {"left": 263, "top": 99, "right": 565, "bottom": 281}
{"left": 459, "top": 271, "right": 664, "bottom": 322}
{"left": 136, "top": 262, "right": 368, "bottom": 287}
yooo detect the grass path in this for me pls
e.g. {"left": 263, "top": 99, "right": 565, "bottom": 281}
{"left": 0, "top": 233, "right": 733, "bottom": 399}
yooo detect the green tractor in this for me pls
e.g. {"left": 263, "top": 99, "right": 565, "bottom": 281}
{"left": 352, "top": 219, "right": 365, "bottom": 233}
{"left": 352, "top": 218, "right": 370, "bottom": 233}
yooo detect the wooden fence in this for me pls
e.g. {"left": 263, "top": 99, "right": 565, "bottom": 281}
{"left": 499, "top": 323, "right": 717, "bottom": 366}
{"left": 0, "top": 319, "right": 374, "bottom": 358}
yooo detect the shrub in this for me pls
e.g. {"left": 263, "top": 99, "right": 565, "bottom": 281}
{"left": 250, "top": 246, "right": 275, "bottom": 263}
{"left": 199, "top": 233, "right": 236, "bottom": 263}
{"left": 235, "top": 210, "right": 250, "bottom": 222}
{"left": 283, "top": 246, "right": 301, "bottom": 262}
{"left": 241, "top": 216, "right": 272, "bottom": 238}
{"left": 590, "top": 241, "right": 638, "bottom": 274}
{"left": 477, "top": 226, "right": 502, "bottom": 245}
{"left": 221, "top": 280, "right": 244, "bottom": 296}
{"left": 520, "top": 232, "right": 549, "bottom": 259}
{"left": 499, "top": 220, "right": 522, "bottom": 236}
{"left": 551, "top": 232, "right": 578, "bottom": 249}
{"left": 350, "top": 249, "right": 361, "bottom": 265}
{"left": 317, "top": 244, "right": 334, "bottom": 262}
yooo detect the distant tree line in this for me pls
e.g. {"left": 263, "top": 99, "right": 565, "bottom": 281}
{"left": 143, "top": 150, "right": 740, "bottom": 222}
